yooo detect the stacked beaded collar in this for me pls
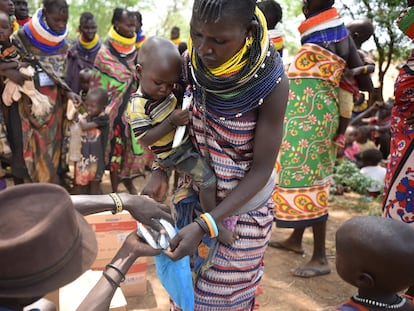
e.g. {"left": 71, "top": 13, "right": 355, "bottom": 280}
{"left": 398, "top": 6, "right": 414, "bottom": 39}
{"left": 188, "top": 7, "right": 285, "bottom": 120}
{"left": 23, "top": 8, "right": 67, "bottom": 54}
{"left": 107, "top": 26, "right": 136, "bottom": 56}
{"left": 299, "top": 7, "right": 348, "bottom": 45}
{"left": 78, "top": 33, "right": 101, "bottom": 55}
{"left": 135, "top": 29, "right": 146, "bottom": 49}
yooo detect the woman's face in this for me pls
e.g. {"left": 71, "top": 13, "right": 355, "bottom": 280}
{"left": 114, "top": 11, "right": 136, "bottom": 39}
{"left": 189, "top": 15, "right": 250, "bottom": 69}
{"left": 79, "top": 18, "right": 97, "bottom": 42}
{"left": 0, "top": 13, "right": 11, "bottom": 42}
{"left": 43, "top": 7, "right": 68, "bottom": 33}
{"left": 0, "top": 0, "right": 14, "bottom": 16}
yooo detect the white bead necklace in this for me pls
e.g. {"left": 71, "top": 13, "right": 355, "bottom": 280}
{"left": 352, "top": 295, "right": 407, "bottom": 309}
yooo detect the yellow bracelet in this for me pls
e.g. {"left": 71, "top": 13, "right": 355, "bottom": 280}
{"left": 109, "top": 193, "right": 123, "bottom": 214}
{"left": 363, "top": 66, "right": 368, "bottom": 74}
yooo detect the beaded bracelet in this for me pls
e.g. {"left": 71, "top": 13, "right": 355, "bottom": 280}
{"left": 109, "top": 193, "right": 123, "bottom": 215}
{"left": 106, "top": 264, "right": 126, "bottom": 282}
{"left": 200, "top": 213, "right": 218, "bottom": 238}
{"left": 102, "top": 270, "right": 119, "bottom": 288}
{"left": 194, "top": 217, "right": 210, "bottom": 235}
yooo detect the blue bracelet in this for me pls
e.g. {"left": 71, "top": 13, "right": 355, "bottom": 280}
{"left": 203, "top": 212, "right": 218, "bottom": 238}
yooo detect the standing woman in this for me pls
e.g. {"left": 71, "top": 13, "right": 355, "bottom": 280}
{"left": 92, "top": 8, "right": 151, "bottom": 194}
{"left": 143, "top": 0, "right": 289, "bottom": 309}
{"left": 66, "top": 12, "right": 101, "bottom": 94}
{"left": 271, "top": 0, "right": 372, "bottom": 277}
{"left": 10, "top": 0, "right": 80, "bottom": 184}
{"left": 383, "top": 1, "right": 414, "bottom": 293}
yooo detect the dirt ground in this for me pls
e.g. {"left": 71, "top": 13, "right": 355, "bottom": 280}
{"left": 99, "top": 173, "right": 380, "bottom": 311}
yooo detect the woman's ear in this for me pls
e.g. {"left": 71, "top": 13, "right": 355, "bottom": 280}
{"left": 135, "top": 64, "right": 143, "bottom": 79}
{"left": 246, "top": 20, "right": 259, "bottom": 38}
{"left": 355, "top": 272, "right": 375, "bottom": 289}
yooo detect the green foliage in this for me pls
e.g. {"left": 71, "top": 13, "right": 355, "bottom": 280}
{"left": 331, "top": 159, "right": 380, "bottom": 195}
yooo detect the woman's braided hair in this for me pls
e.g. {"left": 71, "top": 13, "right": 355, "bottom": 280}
{"left": 193, "top": 0, "right": 256, "bottom": 24}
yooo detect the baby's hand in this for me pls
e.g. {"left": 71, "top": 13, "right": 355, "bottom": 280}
{"left": 169, "top": 109, "right": 189, "bottom": 127}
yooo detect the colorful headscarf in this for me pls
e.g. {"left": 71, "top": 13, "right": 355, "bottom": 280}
{"left": 397, "top": 6, "right": 414, "bottom": 39}
{"left": 23, "top": 8, "right": 67, "bottom": 54}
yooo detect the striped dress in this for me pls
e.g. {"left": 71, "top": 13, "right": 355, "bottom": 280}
{"left": 170, "top": 102, "right": 274, "bottom": 311}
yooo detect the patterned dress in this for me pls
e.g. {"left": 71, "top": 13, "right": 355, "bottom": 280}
{"left": 383, "top": 50, "right": 414, "bottom": 223}
{"left": 75, "top": 114, "right": 109, "bottom": 185}
{"left": 11, "top": 30, "right": 70, "bottom": 183}
{"left": 274, "top": 44, "right": 345, "bottom": 227}
{"left": 93, "top": 42, "right": 153, "bottom": 179}
{"left": 179, "top": 103, "right": 274, "bottom": 311}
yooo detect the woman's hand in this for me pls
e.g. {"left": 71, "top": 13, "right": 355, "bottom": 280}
{"left": 141, "top": 169, "right": 169, "bottom": 203}
{"left": 2, "top": 68, "right": 30, "bottom": 85}
{"left": 67, "top": 91, "right": 82, "bottom": 108}
{"left": 163, "top": 222, "right": 204, "bottom": 261}
{"left": 123, "top": 231, "right": 162, "bottom": 257}
{"left": 120, "top": 193, "right": 173, "bottom": 232}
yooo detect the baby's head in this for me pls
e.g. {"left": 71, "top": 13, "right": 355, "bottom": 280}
{"left": 137, "top": 36, "right": 182, "bottom": 101}
{"left": 336, "top": 216, "right": 414, "bottom": 294}
{"left": 0, "top": 10, "right": 11, "bottom": 43}
{"left": 355, "top": 126, "right": 370, "bottom": 143}
{"left": 345, "top": 125, "right": 357, "bottom": 145}
{"left": 257, "top": 0, "right": 283, "bottom": 30}
{"left": 347, "top": 19, "right": 374, "bottom": 47}
{"left": 79, "top": 68, "right": 93, "bottom": 93}
{"left": 360, "top": 148, "right": 383, "bottom": 167}
{"left": 85, "top": 88, "right": 107, "bottom": 118}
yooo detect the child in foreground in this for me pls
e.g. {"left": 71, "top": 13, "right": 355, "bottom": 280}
{"left": 128, "top": 36, "right": 235, "bottom": 245}
{"left": 75, "top": 88, "right": 109, "bottom": 194}
{"left": 335, "top": 216, "right": 414, "bottom": 310}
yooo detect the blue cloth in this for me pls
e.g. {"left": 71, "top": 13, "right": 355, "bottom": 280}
{"left": 154, "top": 226, "right": 194, "bottom": 311}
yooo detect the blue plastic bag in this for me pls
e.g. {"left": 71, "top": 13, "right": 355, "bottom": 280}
{"left": 154, "top": 253, "right": 194, "bottom": 311}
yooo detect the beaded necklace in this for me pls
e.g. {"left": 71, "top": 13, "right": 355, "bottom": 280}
{"left": 171, "top": 37, "right": 181, "bottom": 45}
{"left": 352, "top": 295, "right": 407, "bottom": 309}
{"left": 188, "top": 7, "right": 285, "bottom": 120}
{"left": 135, "top": 29, "right": 146, "bottom": 49}
{"left": 16, "top": 16, "right": 31, "bottom": 27}
{"left": 78, "top": 33, "right": 101, "bottom": 59}
{"left": 23, "top": 8, "right": 67, "bottom": 54}
{"left": 107, "top": 26, "right": 136, "bottom": 56}
{"left": 299, "top": 8, "right": 348, "bottom": 46}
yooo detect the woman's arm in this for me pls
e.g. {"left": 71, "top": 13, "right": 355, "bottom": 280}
{"left": 209, "top": 74, "right": 289, "bottom": 222}
{"left": 76, "top": 233, "right": 160, "bottom": 311}
{"left": 71, "top": 193, "right": 173, "bottom": 231}
{"left": 343, "top": 37, "right": 373, "bottom": 93}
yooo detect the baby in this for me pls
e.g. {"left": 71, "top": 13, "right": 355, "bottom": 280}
{"left": 335, "top": 216, "right": 414, "bottom": 310}
{"left": 128, "top": 36, "right": 235, "bottom": 245}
